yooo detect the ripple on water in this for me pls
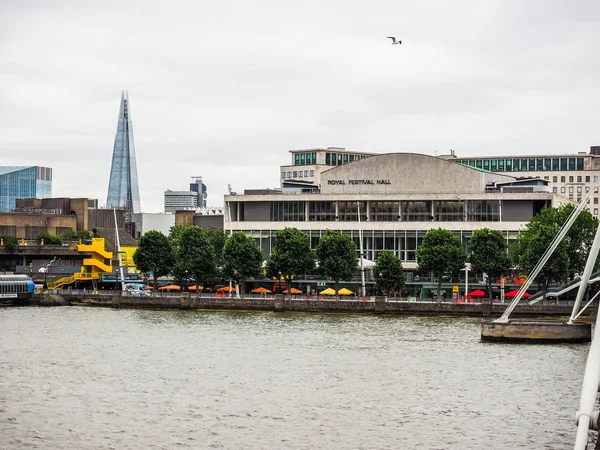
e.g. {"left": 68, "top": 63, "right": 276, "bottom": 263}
{"left": 0, "top": 307, "right": 590, "bottom": 449}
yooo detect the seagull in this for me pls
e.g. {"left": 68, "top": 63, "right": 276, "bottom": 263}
{"left": 387, "top": 36, "right": 401, "bottom": 45}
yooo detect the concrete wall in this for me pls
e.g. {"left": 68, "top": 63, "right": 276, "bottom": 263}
{"left": 48, "top": 293, "right": 576, "bottom": 318}
{"left": 133, "top": 213, "right": 175, "bottom": 237}
{"left": 193, "top": 215, "right": 223, "bottom": 229}
{"left": 320, "top": 153, "right": 515, "bottom": 195}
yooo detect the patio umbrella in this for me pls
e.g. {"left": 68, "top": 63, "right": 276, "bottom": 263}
{"left": 217, "top": 286, "right": 236, "bottom": 293}
{"left": 319, "top": 287, "right": 336, "bottom": 295}
{"left": 158, "top": 285, "right": 180, "bottom": 291}
{"left": 283, "top": 288, "right": 302, "bottom": 294}
{"left": 504, "top": 289, "right": 531, "bottom": 298}
{"left": 337, "top": 288, "right": 353, "bottom": 295}
{"left": 145, "top": 285, "right": 153, "bottom": 290}
{"left": 251, "top": 287, "right": 272, "bottom": 294}
{"left": 467, "top": 289, "right": 486, "bottom": 297}
{"left": 188, "top": 285, "right": 203, "bottom": 291}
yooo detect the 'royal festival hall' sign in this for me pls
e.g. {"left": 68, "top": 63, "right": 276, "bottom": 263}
{"left": 327, "top": 179, "right": 391, "bottom": 185}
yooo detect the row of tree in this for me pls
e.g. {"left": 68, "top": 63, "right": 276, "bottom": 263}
{"left": 133, "top": 204, "right": 598, "bottom": 299}
{"left": 417, "top": 204, "right": 598, "bottom": 300}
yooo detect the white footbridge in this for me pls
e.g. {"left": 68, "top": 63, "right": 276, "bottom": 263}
{"left": 489, "top": 175, "right": 600, "bottom": 449}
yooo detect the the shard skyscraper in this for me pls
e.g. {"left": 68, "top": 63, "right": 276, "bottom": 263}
{"left": 106, "top": 90, "right": 141, "bottom": 214}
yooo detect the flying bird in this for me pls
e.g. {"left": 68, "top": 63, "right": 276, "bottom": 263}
{"left": 387, "top": 36, "right": 401, "bottom": 45}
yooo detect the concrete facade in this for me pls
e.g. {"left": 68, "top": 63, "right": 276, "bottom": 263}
{"left": 226, "top": 153, "right": 571, "bottom": 267}
{"left": 133, "top": 213, "right": 175, "bottom": 239}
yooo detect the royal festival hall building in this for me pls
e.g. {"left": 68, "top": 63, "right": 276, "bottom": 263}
{"left": 225, "top": 151, "right": 569, "bottom": 293}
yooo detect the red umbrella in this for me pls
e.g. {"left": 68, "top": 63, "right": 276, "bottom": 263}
{"left": 505, "top": 289, "right": 531, "bottom": 298}
{"left": 467, "top": 289, "right": 486, "bottom": 297}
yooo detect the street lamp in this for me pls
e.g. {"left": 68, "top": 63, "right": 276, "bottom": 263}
{"left": 42, "top": 256, "right": 57, "bottom": 289}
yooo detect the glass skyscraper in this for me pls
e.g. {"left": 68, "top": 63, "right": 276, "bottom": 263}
{"left": 0, "top": 166, "right": 52, "bottom": 212}
{"left": 106, "top": 91, "right": 141, "bottom": 214}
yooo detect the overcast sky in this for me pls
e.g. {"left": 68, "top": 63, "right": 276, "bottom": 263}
{"left": 1, "top": 0, "right": 600, "bottom": 212}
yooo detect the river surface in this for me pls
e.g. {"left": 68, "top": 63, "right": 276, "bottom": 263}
{"left": 0, "top": 307, "right": 589, "bottom": 449}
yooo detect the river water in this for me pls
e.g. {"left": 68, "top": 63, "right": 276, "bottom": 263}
{"left": 0, "top": 307, "right": 589, "bottom": 449}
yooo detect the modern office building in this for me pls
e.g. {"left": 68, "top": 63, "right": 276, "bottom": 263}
{"left": 280, "top": 147, "right": 376, "bottom": 189}
{"left": 106, "top": 90, "right": 142, "bottom": 214}
{"left": 0, "top": 166, "right": 52, "bottom": 212}
{"left": 226, "top": 153, "right": 569, "bottom": 273}
{"left": 164, "top": 177, "right": 208, "bottom": 213}
{"left": 446, "top": 146, "right": 600, "bottom": 215}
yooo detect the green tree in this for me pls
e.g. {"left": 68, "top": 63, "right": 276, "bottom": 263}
{"left": 133, "top": 230, "right": 175, "bottom": 289}
{"left": 315, "top": 229, "right": 357, "bottom": 296}
{"left": 416, "top": 228, "right": 467, "bottom": 301}
{"left": 205, "top": 227, "right": 229, "bottom": 288}
{"left": 265, "top": 227, "right": 315, "bottom": 293}
{"left": 469, "top": 228, "right": 511, "bottom": 299}
{"left": 177, "top": 226, "right": 216, "bottom": 290}
{"left": 168, "top": 225, "right": 192, "bottom": 286}
{"left": 35, "top": 232, "right": 62, "bottom": 245}
{"left": 59, "top": 228, "right": 77, "bottom": 240}
{"left": 0, "top": 234, "right": 18, "bottom": 252}
{"left": 538, "top": 204, "right": 599, "bottom": 278}
{"left": 222, "top": 232, "right": 263, "bottom": 297}
{"left": 373, "top": 250, "right": 405, "bottom": 297}
{"left": 512, "top": 216, "right": 570, "bottom": 300}
{"left": 76, "top": 229, "right": 93, "bottom": 240}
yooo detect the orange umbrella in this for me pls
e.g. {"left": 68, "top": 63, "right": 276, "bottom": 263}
{"left": 283, "top": 288, "right": 302, "bottom": 294}
{"left": 251, "top": 287, "right": 272, "bottom": 294}
{"left": 145, "top": 285, "right": 153, "bottom": 290}
{"left": 217, "top": 286, "right": 236, "bottom": 293}
{"left": 158, "top": 285, "right": 181, "bottom": 291}
{"left": 188, "top": 285, "right": 203, "bottom": 291}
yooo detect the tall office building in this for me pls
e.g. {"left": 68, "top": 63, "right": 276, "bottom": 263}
{"left": 106, "top": 91, "right": 141, "bottom": 214}
{"left": 0, "top": 166, "right": 52, "bottom": 212}
{"left": 164, "top": 177, "right": 208, "bottom": 213}
{"left": 446, "top": 147, "right": 600, "bottom": 215}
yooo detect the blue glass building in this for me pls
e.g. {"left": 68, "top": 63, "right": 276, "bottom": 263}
{"left": 106, "top": 91, "right": 141, "bottom": 214}
{"left": 0, "top": 166, "right": 52, "bottom": 212}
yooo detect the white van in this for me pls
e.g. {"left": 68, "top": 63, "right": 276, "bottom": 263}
{"left": 124, "top": 283, "right": 152, "bottom": 297}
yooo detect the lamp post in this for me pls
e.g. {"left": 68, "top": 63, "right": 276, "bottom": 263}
{"left": 43, "top": 256, "right": 57, "bottom": 289}
{"left": 278, "top": 271, "right": 282, "bottom": 294}
{"left": 357, "top": 201, "right": 366, "bottom": 297}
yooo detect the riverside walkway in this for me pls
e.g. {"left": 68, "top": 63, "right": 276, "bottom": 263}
{"left": 30, "top": 291, "right": 579, "bottom": 318}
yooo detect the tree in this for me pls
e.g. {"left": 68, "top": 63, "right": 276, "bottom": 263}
{"left": 205, "top": 227, "right": 229, "bottom": 288}
{"left": 0, "top": 234, "right": 18, "bottom": 252}
{"left": 315, "top": 229, "right": 357, "bottom": 297}
{"left": 59, "top": 228, "right": 77, "bottom": 240}
{"left": 77, "top": 229, "right": 93, "bottom": 240}
{"left": 373, "top": 250, "right": 405, "bottom": 297}
{"left": 265, "top": 227, "right": 315, "bottom": 293}
{"left": 512, "top": 215, "right": 570, "bottom": 300}
{"left": 177, "top": 226, "right": 216, "bottom": 290}
{"left": 222, "top": 232, "right": 263, "bottom": 297}
{"left": 35, "top": 232, "right": 61, "bottom": 245}
{"left": 469, "top": 228, "right": 511, "bottom": 299}
{"left": 133, "top": 230, "right": 174, "bottom": 289}
{"left": 416, "top": 228, "right": 467, "bottom": 301}
{"left": 539, "top": 204, "right": 599, "bottom": 278}
{"left": 168, "top": 225, "right": 193, "bottom": 286}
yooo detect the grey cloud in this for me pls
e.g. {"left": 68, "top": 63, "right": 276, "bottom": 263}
{"left": 1, "top": 0, "right": 600, "bottom": 211}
